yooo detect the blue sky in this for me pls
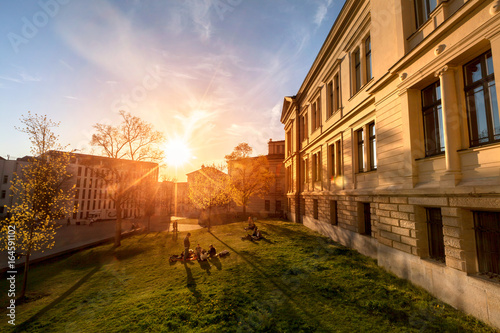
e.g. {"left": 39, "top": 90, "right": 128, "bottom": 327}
{"left": 0, "top": 0, "right": 341, "bottom": 180}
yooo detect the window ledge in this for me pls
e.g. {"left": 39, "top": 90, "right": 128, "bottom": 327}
{"left": 458, "top": 141, "right": 500, "bottom": 154}
{"left": 415, "top": 153, "right": 445, "bottom": 162}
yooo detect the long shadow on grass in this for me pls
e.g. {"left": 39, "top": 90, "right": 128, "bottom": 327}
{"left": 208, "top": 231, "right": 330, "bottom": 331}
{"left": 15, "top": 238, "right": 148, "bottom": 332}
{"left": 14, "top": 264, "right": 102, "bottom": 332}
{"left": 184, "top": 263, "right": 201, "bottom": 301}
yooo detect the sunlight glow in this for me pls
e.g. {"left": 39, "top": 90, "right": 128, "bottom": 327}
{"left": 164, "top": 138, "right": 192, "bottom": 168}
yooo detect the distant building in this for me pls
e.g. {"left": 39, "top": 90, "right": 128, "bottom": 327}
{"left": 67, "top": 152, "right": 159, "bottom": 223}
{"left": 227, "top": 139, "right": 285, "bottom": 217}
{"left": 281, "top": 0, "right": 500, "bottom": 328}
{"left": 0, "top": 156, "right": 30, "bottom": 218}
{"left": 1, "top": 152, "right": 159, "bottom": 224}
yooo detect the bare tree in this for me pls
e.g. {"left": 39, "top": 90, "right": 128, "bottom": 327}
{"left": 90, "top": 111, "right": 164, "bottom": 247}
{"left": 0, "top": 112, "right": 75, "bottom": 299}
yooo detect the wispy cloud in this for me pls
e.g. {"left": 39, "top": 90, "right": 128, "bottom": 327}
{"left": 65, "top": 95, "right": 79, "bottom": 100}
{"left": 19, "top": 72, "right": 41, "bottom": 82}
{"left": 59, "top": 59, "right": 74, "bottom": 71}
{"left": 0, "top": 71, "right": 41, "bottom": 83}
{"left": 314, "top": 0, "right": 333, "bottom": 27}
{"left": 0, "top": 75, "right": 22, "bottom": 83}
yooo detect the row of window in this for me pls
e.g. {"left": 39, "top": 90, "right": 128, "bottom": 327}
{"left": 305, "top": 197, "right": 500, "bottom": 275}
{"left": 421, "top": 52, "right": 500, "bottom": 156}
{"left": 422, "top": 51, "right": 499, "bottom": 156}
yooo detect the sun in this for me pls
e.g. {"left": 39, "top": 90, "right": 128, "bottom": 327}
{"left": 164, "top": 138, "right": 192, "bottom": 168}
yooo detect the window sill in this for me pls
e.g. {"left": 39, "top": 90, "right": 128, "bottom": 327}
{"left": 458, "top": 141, "right": 500, "bottom": 153}
{"left": 415, "top": 153, "right": 445, "bottom": 162}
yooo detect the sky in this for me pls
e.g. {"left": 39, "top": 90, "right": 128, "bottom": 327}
{"left": 0, "top": 0, "right": 341, "bottom": 181}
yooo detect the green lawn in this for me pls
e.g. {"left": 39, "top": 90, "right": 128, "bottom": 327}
{"left": 0, "top": 220, "right": 495, "bottom": 332}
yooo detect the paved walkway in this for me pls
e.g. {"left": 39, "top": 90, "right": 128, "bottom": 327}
{"left": 1, "top": 216, "right": 202, "bottom": 271}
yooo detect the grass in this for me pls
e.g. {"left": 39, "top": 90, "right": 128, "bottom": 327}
{"left": 0, "top": 220, "right": 495, "bottom": 332}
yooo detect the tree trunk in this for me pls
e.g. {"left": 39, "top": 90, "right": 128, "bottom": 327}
{"left": 208, "top": 207, "right": 211, "bottom": 232}
{"left": 115, "top": 198, "right": 122, "bottom": 247}
{"left": 20, "top": 249, "right": 30, "bottom": 299}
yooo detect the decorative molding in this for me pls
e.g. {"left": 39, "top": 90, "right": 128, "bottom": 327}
{"left": 490, "top": 1, "right": 500, "bottom": 15}
{"left": 434, "top": 44, "right": 446, "bottom": 55}
{"left": 434, "top": 65, "right": 457, "bottom": 78}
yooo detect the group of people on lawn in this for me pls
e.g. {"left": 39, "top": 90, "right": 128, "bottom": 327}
{"left": 242, "top": 217, "right": 262, "bottom": 240}
{"left": 173, "top": 217, "right": 262, "bottom": 262}
{"left": 181, "top": 233, "right": 217, "bottom": 261}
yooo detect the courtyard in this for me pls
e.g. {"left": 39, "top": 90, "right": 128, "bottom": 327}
{"left": 0, "top": 220, "right": 494, "bottom": 332}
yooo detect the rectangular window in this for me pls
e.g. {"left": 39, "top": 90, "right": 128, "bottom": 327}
{"left": 0, "top": 206, "right": 4, "bottom": 214}
{"left": 422, "top": 81, "right": 444, "bottom": 156}
{"left": 368, "top": 122, "right": 377, "bottom": 170}
{"left": 76, "top": 178, "right": 81, "bottom": 187}
{"left": 304, "top": 158, "right": 309, "bottom": 184}
{"left": 313, "top": 199, "right": 318, "bottom": 219}
{"left": 313, "top": 152, "right": 321, "bottom": 181}
{"left": 474, "top": 211, "right": 500, "bottom": 275}
{"left": 336, "top": 140, "right": 342, "bottom": 176}
{"left": 84, "top": 167, "right": 88, "bottom": 177}
{"left": 1, "top": 190, "right": 6, "bottom": 199}
{"left": 88, "top": 190, "right": 91, "bottom": 199}
{"left": 330, "top": 200, "right": 338, "bottom": 225}
{"left": 286, "top": 130, "right": 292, "bottom": 156}
{"left": 327, "top": 81, "right": 334, "bottom": 117}
{"left": 311, "top": 103, "right": 317, "bottom": 130}
{"left": 357, "top": 129, "right": 365, "bottom": 172}
{"left": 329, "top": 144, "right": 336, "bottom": 179}
{"left": 334, "top": 74, "right": 340, "bottom": 112}
{"left": 365, "top": 36, "right": 372, "bottom": 82}
{"left": 265, "top": 200, "right": 270, "bottom": 211}
{"left": 415, "top": 0, "right": 438, "bottom": 28}
{"left": 362, "top": 203, "right": 371, "bottom": 236}
{"left": 3, "top": 175, "right": 8, "bottom": 184}
{"left": 316, "top": 98, "right": 321, "bottom": 128}
{"left": 75, "top": 189, "right": 80, "bottom": 199}
{"left": 354, "top": 48, "right": 361, "bottom": 93}
{"left": 83, "top": 178, "right": 87, "bottom": 188}
{"left": 426, "top": 208, "right": 445, "bottom": 262}
{"left": 276, "top": 200, "right": 281, "bottom": 212}
{"left": 464, "top": 51, "right": 499, "bottom": 146}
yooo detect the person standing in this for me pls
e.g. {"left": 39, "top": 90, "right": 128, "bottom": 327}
{"left": 184, "top": 233, "right": 191, "bottom": 261}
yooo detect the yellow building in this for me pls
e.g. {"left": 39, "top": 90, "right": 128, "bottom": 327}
{"left": 281, "top": 0, "right": 500, "bottom": 328}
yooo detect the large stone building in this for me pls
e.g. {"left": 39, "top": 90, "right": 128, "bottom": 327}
{"left": 228, "top": 139, "right": 286, "bottom": 217}
{"left": 0, "top": 152, "right": 159, "bottom": 224}
{"left": 281, "top": 0, "right": 500, "bottom": 328}
{"left": 68, "top": 152, "right": 159, "bottom": 223}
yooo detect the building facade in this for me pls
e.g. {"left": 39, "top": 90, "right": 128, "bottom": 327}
{"left": 68, "top": 153, "right": 159, "bottom": 223}
{"left": 0, "top": 156, "right": 29, "bottom": 219}
{"left": 228, "top": 139, "right": 286, "bottom": 217}
{"left": 281, "top": 0, "right": 500, "bottom": 328}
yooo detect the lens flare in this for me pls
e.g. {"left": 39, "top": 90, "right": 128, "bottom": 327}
{"left": 164, "top": 138, "right": 191, "bottom": 168}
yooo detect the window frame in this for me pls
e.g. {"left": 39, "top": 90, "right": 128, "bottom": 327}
{"left": 464, "top": 51, "right": 499, "bottom": 147}
{"left": 414, "top": 0, "right": 438, "bottom": 29}
{"left": 365, "top": 36, "right": 372, "bottom": 83}
{"left": 356, "top": 128, "right": 365, "bottom": 173}
{"left": 421, "top": 80, "right": 445, "bottom": 156}
{"left": 426, "top": 207, "right": 445, "bottom": 263}
{"left": 368, "top": 122, "right": 377, "bottom": 170}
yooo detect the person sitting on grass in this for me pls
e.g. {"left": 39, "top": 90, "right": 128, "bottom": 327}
{"left": 195, "top": 244, "right": 202, "bottom": 260}
{"left": 245, "top": 217, "right": 256, "bottom": 230}
{"left": 251, "top": 227, "right": 262, "bottom": 240}
{"left": 208, "top": 244, "right": 217, "bottom": 257}
{"left": 199, "top": 249, "right": 208, "bottom": 261}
